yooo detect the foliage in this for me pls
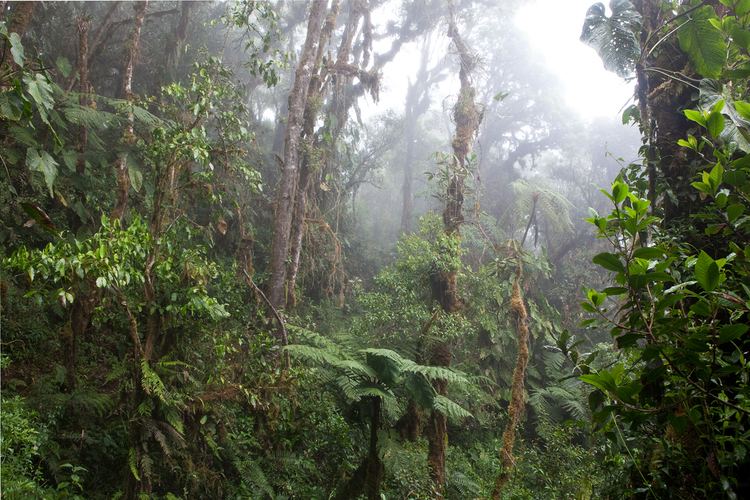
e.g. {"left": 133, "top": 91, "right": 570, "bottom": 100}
{"left": 580, "top": 0, "right": 641, "bottom": 77}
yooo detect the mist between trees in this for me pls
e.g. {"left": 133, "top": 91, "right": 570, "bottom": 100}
{"left": 2, "top": 0, "right": 749, "bottom": 498}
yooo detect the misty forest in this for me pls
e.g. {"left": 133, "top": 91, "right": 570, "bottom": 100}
{"left": 2, "top": 0, "right": 750, "bottom": 498}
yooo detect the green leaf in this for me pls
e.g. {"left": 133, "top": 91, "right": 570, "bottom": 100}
{"left": 62, "top": 150, "right": 77, "bottom": 172}
{"left": 735, "top": 100, "right": 750, "bottom": 121}
{"left": 26, "top": 148, "right": 58, "bottom": 197}
{"left": 695, "top": 250, "right": 720, "bottom": 292}
{"left": 719, "top": 324, "right": 748, "bottom": 344}
{"left": 593, "top": 252, "right": 625, "bottom": 273}
{"left": 707, "top": 110, "right": 725, "bottom": 138}
{"left": 611, "top": 180, "right": 629, "bottom": 204}
{"left": 684, "top": 109, "right": 707, "bottom": 127}
{"left": 129, "top": 165, "right": 143, "bottom": 193}
{"left": 727, "top": 203, "right": 744, "bottom": 223}
{"left": 56, "top": 56, "right": 72, "bottom": 78}
{"left": 580, "top": 0, "right": 641, "bottom": 78}
{"left": 633, "top": 247, "right": 664, "bottom": 259}
{"left": 9, "top": 32, "right": 24, "bottom": 67}
{"left": 677, "top": 7, "right": 727, "bottom": 79}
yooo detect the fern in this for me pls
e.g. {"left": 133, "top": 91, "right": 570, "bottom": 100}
{"left": 433, "top": 395, "right": 473, "bottom": 421}
{"left": 140, "top": 359, "right": 168, "bottom": 402}
{"left": 128, "top": 447, "right": 140, "bottom": 481}
{"left": 61, "top": 104, "right": 118, "bottom": 129}
{"left": 234, "top": 457, "right": 274, "bottom": 498}
{"left": 401, "top": 361, "right": 467, "bottom": 384}
{"left": 284, "top": 344, "right": 342, "bottom": 367}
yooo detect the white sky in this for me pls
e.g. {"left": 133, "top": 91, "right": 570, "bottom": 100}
{"left": 515, "top": 0, "right": 635, "bottom": 121}
{"left": 363, "top": 0, "right": 635, "bottom": 123}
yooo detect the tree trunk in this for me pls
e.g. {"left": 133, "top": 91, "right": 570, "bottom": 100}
{"left": 491, "top": 264, "right": 530, "bottom": 499}
{"left": 0, "top": 1, "right": 35, "bottom": 72}
{"left": 267, "top": 0, "right": 328, "bottom": 311}
{"left": 86, "top": 2, "right": 121, "bottom": 70}
{"left": 112, "top": 1, "right": 148, "bottom": 223}
{"left": 365, "top": 396, "right": 384, "bottom": 500}
{"left": 164, "top": 1, "right": 191, "bottom": 78}
{"left": 76, "top": 16, "right": 91, "bottom": 177}
{"left": 426, "top": 14, "right": 482, "bottom": 496}
{"left": 633, "top": 0, "right": 695, "bottom": 224}
{"left": 285, "top": 0, "right": 340, "bottom": 308}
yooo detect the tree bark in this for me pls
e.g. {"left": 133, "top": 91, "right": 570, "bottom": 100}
{"left": 164, "top": 1, "right": 192, "bottom": 77}
{"left": 267, "top": 0, "right": 328, "bottom": 311}
{"left": 0, "top": 1, "right": 35, "bottom": 72}
{"left": 111, "top": 1, "right": 148, "bottom": 223}
{"left": 633, "top": 0, "right": 695, "bottom": 224}
{"left": 365, "top": 396, "right": 384, "bottom": 500}
{"left": 285, "top": 0, "right": 340, "bottom": 308}
{"left": 491, "top": 262, "right": 530, "bottom": 499}
{"left": 426, "top": 14, "right": 482, "bottom": 496}
{"left": 76, "top": 16, "right": 91, "bottom": 177}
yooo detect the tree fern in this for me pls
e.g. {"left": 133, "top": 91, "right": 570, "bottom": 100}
{"left": 433, "top": 395, "right": 473, "bottom": 421}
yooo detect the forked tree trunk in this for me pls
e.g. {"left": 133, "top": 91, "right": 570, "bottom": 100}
{"left": 286, "top": 0, "right": 341, "bottom": 308}
{"left": 112, "top": 1, "right": 148, "bottom": 222}
{"left": 267, "top": 0, "right": 328, "bottom": 312}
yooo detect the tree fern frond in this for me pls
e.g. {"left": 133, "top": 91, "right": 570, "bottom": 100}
{"left": 402, "top": 362, "right": 467, "bottom": 384}
{"left": 284, "top": 344, "right": 343, "bottom": 367}
{"left": 61, "top": 104, "right": 118, "bottom": 129}
{"left": 433, "top": 395, "right": 472, "bottom": 421}
{"left": 234, "top": 458, "right": 274, "bottom": 498}
{"left": 332, "top": 358, "right": 377, "bottom": 379}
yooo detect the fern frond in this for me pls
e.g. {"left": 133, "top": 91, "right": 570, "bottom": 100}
{"left": 432, "top": 395, "right": 472, "bottom": 421}
{"left": 284, "top": 344, "right": 343, "bottom": 367}
{"left": 402, "top": 362, "right": 467, "bottom": 384}
{"left": 61, "top": 104, "right": 118, "bottom": 129}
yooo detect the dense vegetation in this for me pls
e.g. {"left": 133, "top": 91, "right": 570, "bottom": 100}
{"left": 1, "top": 0, "right": 748, "bottom": 498}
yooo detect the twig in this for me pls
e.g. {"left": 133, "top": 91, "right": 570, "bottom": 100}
{"left": 241, "top": 269, "right": 289, "bottom": 361}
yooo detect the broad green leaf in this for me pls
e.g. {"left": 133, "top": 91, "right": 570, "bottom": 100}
{"left": 611, "top": 181, "right": 628, "bottom": 204}
{"left": 580, "top": 0, "right": 641, "bottom": 78}
{"left": 9, "top": 32, "right": 24, "bottom": 67}
{"left": 735, "top": 100, "right": 750, "bottom": 121}
{"left": 719, "top": 324, "right": 748, "bottom": 344}
{"left": 593, "top": 252, "right": 625, "bottom": 273}
{"left": 633, "top": 247, "right": 664, "bottom": 259}
{"left": 684, "top": 109, "right": 707, "bottom": 127}
{"left": 129, "top": 165, "right": 144, "bottom": 193}
{"left": 707, "top": 110, "right": 725, "bottom": 138}
{"left": 62, "top": 150, "right": 77, "bottom": 172}
{"left": 26, "top": 148, "right": 58, "bottom": 197}
{"left": 677, "top": 7, "right": 727, "bottom": 79}
{"left": 727, "top": 203, "right": 744, "bottom": 223}
{"left": 694, "top": 250, "right": 720, "bottom": 292}
{"left": 56, "top": 56, "right": 72, "bottom": 78}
